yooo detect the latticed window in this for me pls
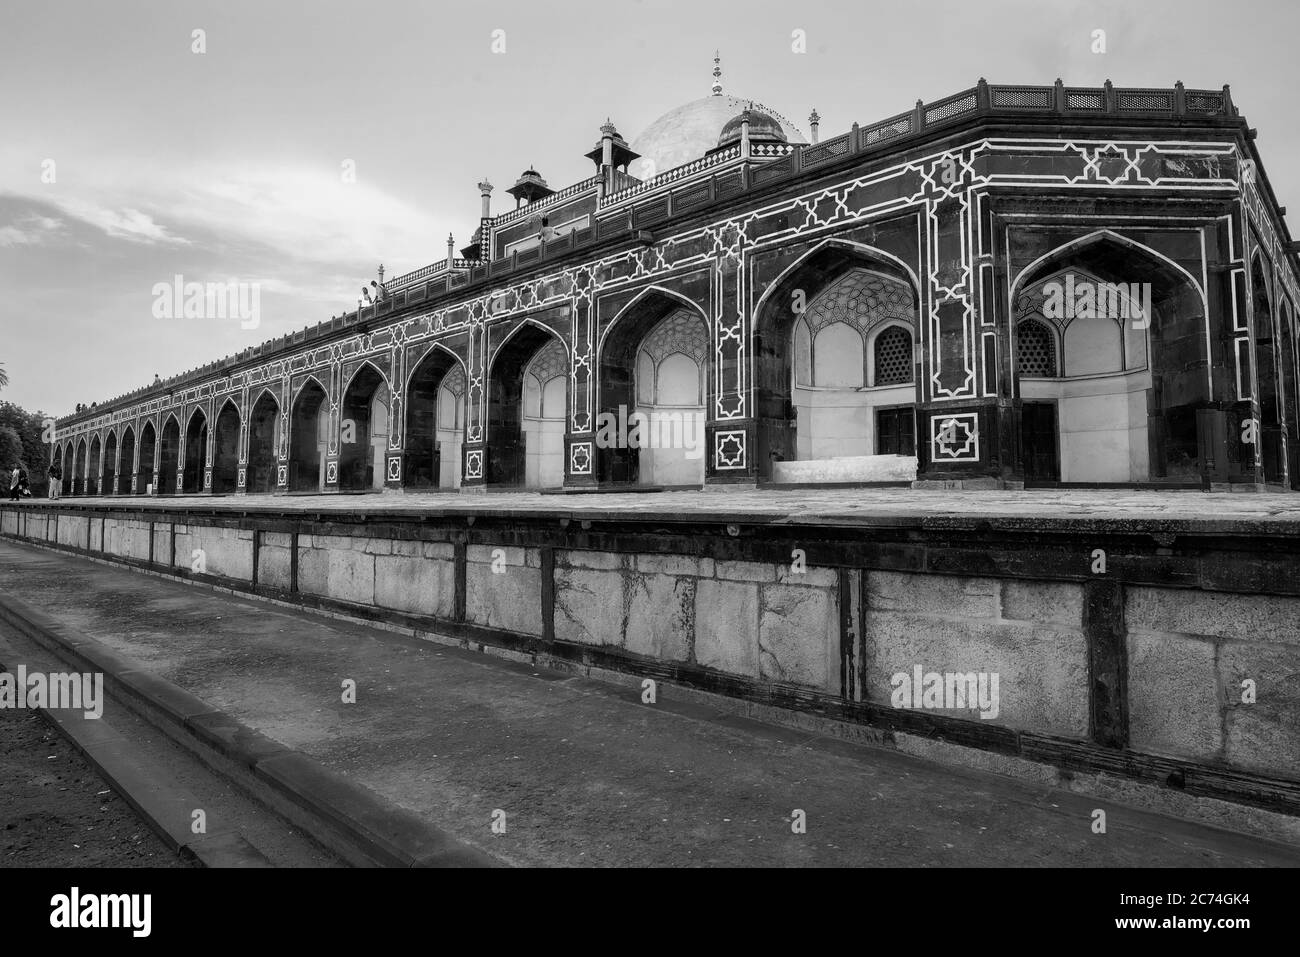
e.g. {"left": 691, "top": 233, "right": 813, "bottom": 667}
{"left": 873, "top": 326, "right": 914, "bottom": 386}
{"left": 1017, "top": 319, "right": 1057, "bottom": 377}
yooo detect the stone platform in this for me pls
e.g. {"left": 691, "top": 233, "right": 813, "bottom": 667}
{"left": 1, "top": 538, "right": 1298, "bottom": 865}
{"left": 4, "top": 487, "right": 1300, "bottom": 827}
{"left": 21, "top": 486, "right": 1300, "bottom": 531}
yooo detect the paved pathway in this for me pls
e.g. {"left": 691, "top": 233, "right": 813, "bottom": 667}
{"left": 0, "top": 539, "right": 1296, "bottom": 867}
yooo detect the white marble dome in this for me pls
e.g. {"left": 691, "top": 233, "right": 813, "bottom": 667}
{"left": 629, "top": 94, "right": 806, "bottom": 181}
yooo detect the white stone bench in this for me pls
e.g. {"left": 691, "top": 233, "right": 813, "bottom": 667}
{"left": 771, "top": 455, "right": 917, "bottom": 484}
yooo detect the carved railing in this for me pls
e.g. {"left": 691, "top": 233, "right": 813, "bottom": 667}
{"left": 386, "top": 257, "right": 474, "bottom": 292}
{"left": 601, "top": 145, "right": 742, "bottom": 206}
{"left": 491, "top": 175, "right": 603, "bottom": 227}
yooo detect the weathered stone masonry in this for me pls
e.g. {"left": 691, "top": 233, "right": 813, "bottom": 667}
{"left": 5, "top": 501, "right": 1298, "bottom": 817}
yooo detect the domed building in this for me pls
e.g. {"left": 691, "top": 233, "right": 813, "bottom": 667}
{"left": 52, "top": 73, "right": 1300, "bottom": 497}
{"left": 713, "top": 107, "right": 791, "bottom": 153}
{"left": 628, "top": 55, "right": 806, "bottom": 179}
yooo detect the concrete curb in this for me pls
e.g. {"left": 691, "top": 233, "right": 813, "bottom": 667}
{"left": 0, "top": 641, "right": 272, "bottom": 867}
{"left": 0, "top": 587, "right": 502, "bottom": 868}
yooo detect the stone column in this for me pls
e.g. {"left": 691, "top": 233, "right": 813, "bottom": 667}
{"left": 914, "top": 151, "right": 994, "bottom": 487}
{"left": 324, "top": 363, "right": 342, "bottom": 492}
{"left": 384, "top": 344, "right": 405, "bottom": 491}
{"left": 565, "top": 297, "right": 596, "bottom": 487}
{"left": 460, "top": 319, "right": 488, "bottom": 491}
{"left": 204, "top": 396, "right": 215, "bottom": 493}
{"left": 709, "top": 245, "right": 753, "bottom": 483}
{"left": 276, "top": 376, "right": 291, "bottom": 493}
{"left": 236, "top": 384, "right": 250, "bottom": 494}
{"left": 152, "top": 415, "right": 162, "bottom": 495}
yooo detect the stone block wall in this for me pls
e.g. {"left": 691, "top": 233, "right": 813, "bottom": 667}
{"left": 1126, "top": 587, "right": 1300, "bottom": 781}
{"left": 863, "top": 573, "right": 1090, "bottom": 737}
{"left": 467, "top": 545, "right": 542, "bottom": 636}
{"left": 4, "top": 503, "right": 1300, "bottom": 809}
{"left": 548, "top": 552, "right": 839, "bottom": 688}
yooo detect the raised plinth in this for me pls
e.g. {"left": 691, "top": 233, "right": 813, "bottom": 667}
{"left": 3, "top": 491, "right": 1300, "bottom": 817}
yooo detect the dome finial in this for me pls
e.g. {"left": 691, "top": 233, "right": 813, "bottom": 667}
{"left": 711, "top": 50, "right": 722, "bottom": 96}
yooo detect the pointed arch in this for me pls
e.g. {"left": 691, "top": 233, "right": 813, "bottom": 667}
{"left": 601, "top": 292, "right": 712, "bottom": 487}
{"left": 252, "top": 385, "right": 280, "bottom": 412}
{"left": 488, "top": 317, "right": 570, "bottom": 373}
{"left": 117, "top": 424, "right": 136, "bottom": 495}
{"left": 73, "top": 437, "right": 87, "bottom": 495}
{"left": 289, "top": 377, "right": 328, "bottom": 492}
{"left": 105, "top": 427, "right": 119, "bottom": 490}
{"left": 342, "top": 358, "right": 390, "bottom": 399}
{"left": 61, "top": 441, "right": 74, "bottom": 495}
{"left": 1011, "top": 229, "right": 1211, "bottom": 483}
{"left": 339, "top": 360, "right": 391, "bottom": 491}
{"left": 247, "top": 389, "right": 280, "bottom": 493}
{"left": 1011, "top": 228, "right": 1206, "bottom": 301}
{"left": 597, "top": 284, "right": 707, "bottom": 359}
{"left": 754, "top": 240, "right": 922, "bottom": 479}
{"left": 404, "top": 342, "right": 469, "bottom": 490}
{"left": 404, "top": 341, "right": 466, "bottom": 395}
{"left": 291, "top": 373, "right": 329, "bottom": 408}
{"left": 597, "top": 286, "right": 710, "bottom": 423}
{"left": 183, "top": 406, "right": 208, "bottom": 493}
{"left": 753, "top": 237, "right": 922, "bottom": 322}
{"left": 88, "top": 432, "right": 103, "bottom": 495}
{"left": 212, "top": 398, "right": 241, "bottom": 494}
{"left": 135, "top": 419, "right": 156, "bottom": 494}
{"left": 486, "top": 319, "right": 569, "bottom": 487}
{"left": 158, "top": 413, "right": 181, "bottom": 494}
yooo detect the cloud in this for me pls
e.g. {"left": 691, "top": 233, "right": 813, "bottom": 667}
{"left": 0, "top": 140, "right": 440, "bottom": 269}
{"left": 168, "top": 163, "right": 438, "bottom": 268}
{"left": 52, "top": 199, "right": 186, "bottom": 244}
{"left": 0, "top": 213, "right": 65, "bottom": 247}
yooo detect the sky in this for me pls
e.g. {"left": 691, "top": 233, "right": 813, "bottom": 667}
{"left": 1, "top": 0, "right": 1297, "bottom": 416}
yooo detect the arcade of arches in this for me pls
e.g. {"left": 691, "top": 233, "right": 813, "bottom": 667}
{"left": 46, "top": 232, "right": 1300, "bottom": 496}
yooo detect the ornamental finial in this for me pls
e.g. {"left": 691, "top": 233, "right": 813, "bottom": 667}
{"left": 711, "top": 51, "right": 722, "bottom": 96}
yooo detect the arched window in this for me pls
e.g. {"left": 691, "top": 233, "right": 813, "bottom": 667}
{"left": 873, "top": 326, "right": 913, "bottom": 386}
{"left": 655, "top": 353, "right": 703, "bottom": 406}
{"left": 794, "top": 316, "right": 812, "bottom": 387}
{"left": 1017, "top": 319, "right": 1057, "bottom": 377}
{"left": 812, "top": 322, "right": 864, "bottom": 387}
{"left": 1064, "top": 317, "right": 1123, "bottom": 376}
{"left": 636, "top": 308, "right": 709, "bottom": 404}
{"left": 523, "top": 338, "right": 567, "bottom": 419}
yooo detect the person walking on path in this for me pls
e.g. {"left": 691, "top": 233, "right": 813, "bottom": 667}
{"left": 48, "top": 462, "right": 61, "bottom": 499}
{"left": 8, "top": 464, "right": 21, "bottom": 502}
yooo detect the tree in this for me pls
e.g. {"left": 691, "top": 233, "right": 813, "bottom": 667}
{"left": 0, "top": 425, "right": 23, "bottom": 474}
{"left": 0, "top": 362, "right": 8, "bottom": 391}
{"left": 0, "top": 401, "right": 50, "bottom": 494}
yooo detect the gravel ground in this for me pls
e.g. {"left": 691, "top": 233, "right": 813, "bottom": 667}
{"left": 0, "top": 704, "right": 192, "bottom": 868}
